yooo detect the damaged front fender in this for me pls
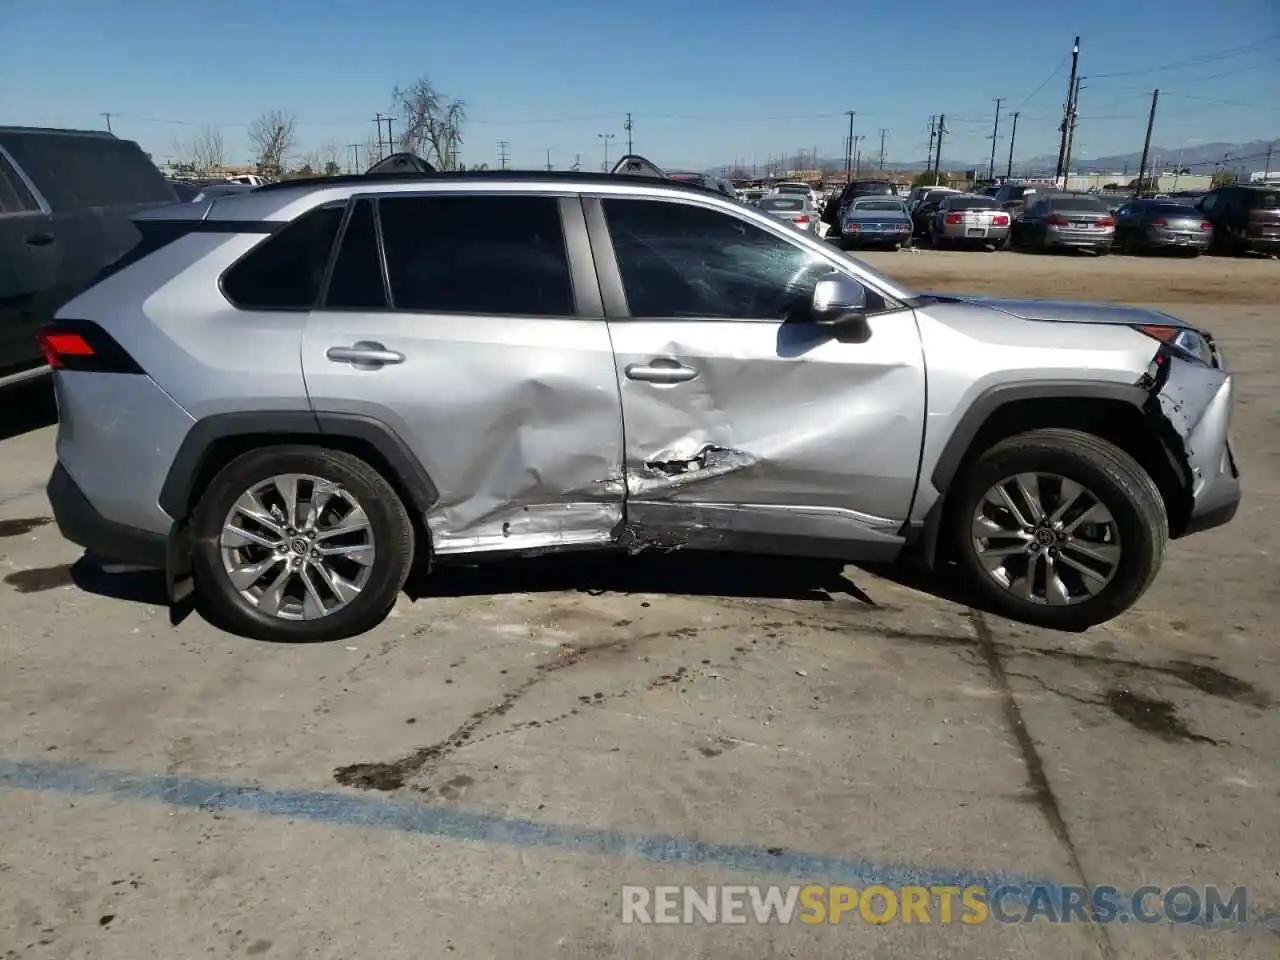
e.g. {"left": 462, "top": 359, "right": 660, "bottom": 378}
{"left": 1143, "top": 349, "right": 1241, "bottom": 537}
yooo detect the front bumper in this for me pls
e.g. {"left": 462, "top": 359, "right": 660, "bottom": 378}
{"left": 48, "top": 462, "right": 168, "bottom": 568}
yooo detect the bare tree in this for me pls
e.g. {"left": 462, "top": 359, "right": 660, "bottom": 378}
{"left": 248, "top": 109, "right": 297, "bottom": 178}
{"left": 391, "top": 76, "right": 466, "bottom": 170}
{"left": 319, "top": 140, "right": 345, "bottom": 177}
{"left": 181, "top": 126, "right": 225, "bottom": 177}
{"left": 362, "top": 134, "right": 384, "bottom": 169}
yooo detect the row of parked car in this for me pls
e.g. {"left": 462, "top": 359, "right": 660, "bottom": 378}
{"left": 801, "top": 177, "right": 1279, "bottom": 258}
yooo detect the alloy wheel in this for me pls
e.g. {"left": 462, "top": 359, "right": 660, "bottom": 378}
{"left": 219, "top": 474, "right": 377, "bottom": 620}
{"left": 971, "top": 472, "right": 1122, "bottom": 606}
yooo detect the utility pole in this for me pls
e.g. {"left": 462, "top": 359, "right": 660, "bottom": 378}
{"left": 384, "top": 118, "right": 395, "bottom": 154}
{"left": 545, "top": 148, "right": 553, "bottom": 171}
{"left": 1005, "top": 112, "right": 1019, "bottom": 179}
{"left": 1055, "top": 36, "right": 1081, "bottom": 182}
{"left": 624, "top": 113, "right": 633, "bottom": 154}
{"left": 348, "top": 143, "right": 360, "bottom": 174}
{"left": 934, "top": 114, "right": 947, "bottom": 181}
{"left": 373, "top": 114, "right": 386, "bottom": 160}
{"left": 878, "top": 128, "right": 888, "bottom": 170}
{"left": 1135, "top": 89, "right": 1159, "bottom": 198}
{"left": 926, "top": 116, "right": 937, "bottom": 175}
{"left": 987, "top": 98, "right": 1003, "bottom": 180}
{"left": 572, "top": 153, "right": 581, "bottom": 172}
{"left": 101, "top": 112, "right": 113, "bottom": 133}
{"left": 1062, "top": 77, "right": 1082, "bottom": 182}
{"left": 597, "top": 132, "right": 615, "bottom": 171}
{"left": 497, "top": 139, "right": 511, "bottom": 170}
{"left": 853, "top": 135, "right": 865, "bottom": 176}
{"left": 1264, "top": 142, "right": 1273, "bottom": 180}
{"left": 844, "top": 110, "right": 856, "bottom": 178}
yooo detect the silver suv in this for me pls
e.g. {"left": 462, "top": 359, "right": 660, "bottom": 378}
{"left": 42, "top": 164, "right": 1240, "bottom": 641}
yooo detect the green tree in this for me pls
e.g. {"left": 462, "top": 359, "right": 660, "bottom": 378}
{"left": 911, "top": 170, "right": 947, "bottom": 188}
{"left": 1211, "top": 170, "right": 1238, "bottom": 188}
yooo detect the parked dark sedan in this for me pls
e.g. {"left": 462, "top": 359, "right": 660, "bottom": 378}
{"left": 1114, "top": 199, "right": 1212, "bottom": 256}
{"left": 1012, "top": 194, "right": 1115, "bottom": 254}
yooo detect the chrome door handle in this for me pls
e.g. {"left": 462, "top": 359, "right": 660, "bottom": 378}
{"left": 325, "top": 341, "right": 405, "bottom": 367}
{"left": 625, "top": 359, "right": 699, "bottom": 384}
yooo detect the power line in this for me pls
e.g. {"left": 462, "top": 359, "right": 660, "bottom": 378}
{"left": 1084, "top": 35, "right": 1279, "bottom": 80}
{"left": 1013, "top": 52, "right": 1071, "bottom": 111}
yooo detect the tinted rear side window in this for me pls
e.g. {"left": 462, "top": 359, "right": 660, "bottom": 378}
{"left": 222, "top": 205, "right": 345, "bottom": 310}
{"left": 378, "top": 196, "right": 574, "bottom": 316}
{"left": 0, "top": 134, "right": 175, "bottom": 211}
{"left": 325, "top": 200, "right": 387, "bottom": 309}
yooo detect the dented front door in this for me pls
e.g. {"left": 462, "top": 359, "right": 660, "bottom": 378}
{"left": 594, "top": 195, "right": 927, "bottom": 554}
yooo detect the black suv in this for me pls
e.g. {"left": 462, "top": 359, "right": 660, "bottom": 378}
{"left": 0, "top": 127, "right": 177, "bottom": 388}
{"left": 1197, "top": 184, "right": 1280, "bottom": 255}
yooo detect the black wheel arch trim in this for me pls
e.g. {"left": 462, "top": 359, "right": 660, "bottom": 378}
{"left": 929, "top": 380, "right": 1151, "bottom": 494}
{"left": 158, "top": 410, "right": 439, "bottom": 519}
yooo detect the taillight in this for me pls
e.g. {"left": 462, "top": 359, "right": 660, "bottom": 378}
{"left": 992, "top": 215, "right": 1010, "bottom": 226}
{"left": 1200, "top": 221, "right": 1213, "bottom": 231}
{"left": 1046, "top": 215, "right": 1069, "bottom": 226}
{"left": 1151, "top": 218, "right": 1167, "bottom": 227}
{"left": 35, "top": 321, "right": 143, "bottom": 374}
{"left": 794, "top": 215, "right": 810, "bottom": 224}
{"left": 1098, "top": 217, "right": 1115, "bottom": 227}
{"left": 944, "top": 214, "right": 962, "bottom": 225}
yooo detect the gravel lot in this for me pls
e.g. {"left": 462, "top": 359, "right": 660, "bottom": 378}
{"left": 1, "top": 253, "right": 1276, "bottom": 959}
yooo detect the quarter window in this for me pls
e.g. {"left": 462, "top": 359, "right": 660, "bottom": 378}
{"left": 221, "top": 204, "right": 345, "bottom": 310}
{"left": 602, "top": 198, "right": 847, "bottom": 319}
{"left": 377, "top": 195, "right": 574, "bottom": 316}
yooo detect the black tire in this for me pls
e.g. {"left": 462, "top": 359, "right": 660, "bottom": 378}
{"left": 191, "top": 445, "right": 416, "bottom": 642}
{"left": 949, "top": 428, "right": 1167, "bottom": 632}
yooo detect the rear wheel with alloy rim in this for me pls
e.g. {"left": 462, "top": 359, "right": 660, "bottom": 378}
{"left": 950, "top": 428, "right": 1167, "bottom": 631}
{"left": 191, "top": 446, "right": 415, "bottom": 642}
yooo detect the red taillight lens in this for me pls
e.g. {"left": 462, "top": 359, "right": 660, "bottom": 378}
{"left": 37, "top": 332, "right": 94, "bottom": 369}
{"left": 1200, "top": 221, "right": 1213, "bottom": 231}
{"left": 1151, "top": 218, "right": 1167, "bottom": 227}
{"left": 944, "top": 213, "right": 962, "bottom": 225}
{"left": 35, "top": 322, "right": 143, "bottom": 374}
{"left": 1046, "top": 215, "right": 1069, "bottom": 226}
{"left": 1098, "top": 217, "right": 1115, "bottom": 227}
{"left": 794, "top": 215, "right": 810, "bottom": 224}
{"left": 992, "top": 215, "right": 1010, "bottom": 226}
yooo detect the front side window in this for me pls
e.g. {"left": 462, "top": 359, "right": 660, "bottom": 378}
{"left": 378, "top": 195, "right": 574, "bottom": 316}
{"left": 602, "top": 198, "right": 852, "bottom": 320}
{"left": 221, "top": 204, "right": 345, "bottom": 310}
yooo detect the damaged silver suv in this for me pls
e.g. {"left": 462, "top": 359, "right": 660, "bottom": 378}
{"left": 42, "top": 157, "right": 1239, "bottom": 641}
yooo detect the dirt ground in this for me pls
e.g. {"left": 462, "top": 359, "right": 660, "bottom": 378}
{"left": 0, "top": 256, "right": 1277, "bottom": 959}
{"left": 857, "top": 248, "right": 1279, "bottom": 305}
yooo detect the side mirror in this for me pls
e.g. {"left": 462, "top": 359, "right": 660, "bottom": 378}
{"left": 808, "top": 275, "right": 871, "bottom": 342}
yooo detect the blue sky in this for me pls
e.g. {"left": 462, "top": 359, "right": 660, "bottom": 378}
{"left": 2, "top": 0, "right": 1276, "bottom": 172}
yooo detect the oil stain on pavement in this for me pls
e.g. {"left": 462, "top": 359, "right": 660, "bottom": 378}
{"left": 0, "top": 516, "right": 51, "bottom": 538}
{"left": 4, "top": 563, "right": 74, "bottom": 593}
{"left": 1105, "top": 689, "right": 1219, "bottom": 744}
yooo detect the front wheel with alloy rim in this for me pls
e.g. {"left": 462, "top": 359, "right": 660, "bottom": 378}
{"left": 191, "top": 446, "right": 415, "bottom": 642}
{"left": 950, "top": 428, "right": 1167, "bottom": 631}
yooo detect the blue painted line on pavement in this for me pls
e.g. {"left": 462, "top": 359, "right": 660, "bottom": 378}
{"left": 0, "top": 757, "right": 1053, "bottom": 893}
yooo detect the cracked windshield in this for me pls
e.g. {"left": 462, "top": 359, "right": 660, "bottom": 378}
{"left": 1, "top": 0, "right": 1277, "bottom": 956}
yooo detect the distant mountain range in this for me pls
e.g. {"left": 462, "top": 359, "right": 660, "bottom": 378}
{"left": 766, "top": 140, "right": 1274, "bottom": 176}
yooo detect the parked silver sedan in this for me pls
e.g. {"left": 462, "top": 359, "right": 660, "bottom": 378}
{"left": 928, "top": 194, "right": 1012, "bottom": 249}
{"left": 758, "top": 195, "right": 819, "bottom": 232}
{"left": 1013, "top": 194, "right": 1116, "bottom": 254}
